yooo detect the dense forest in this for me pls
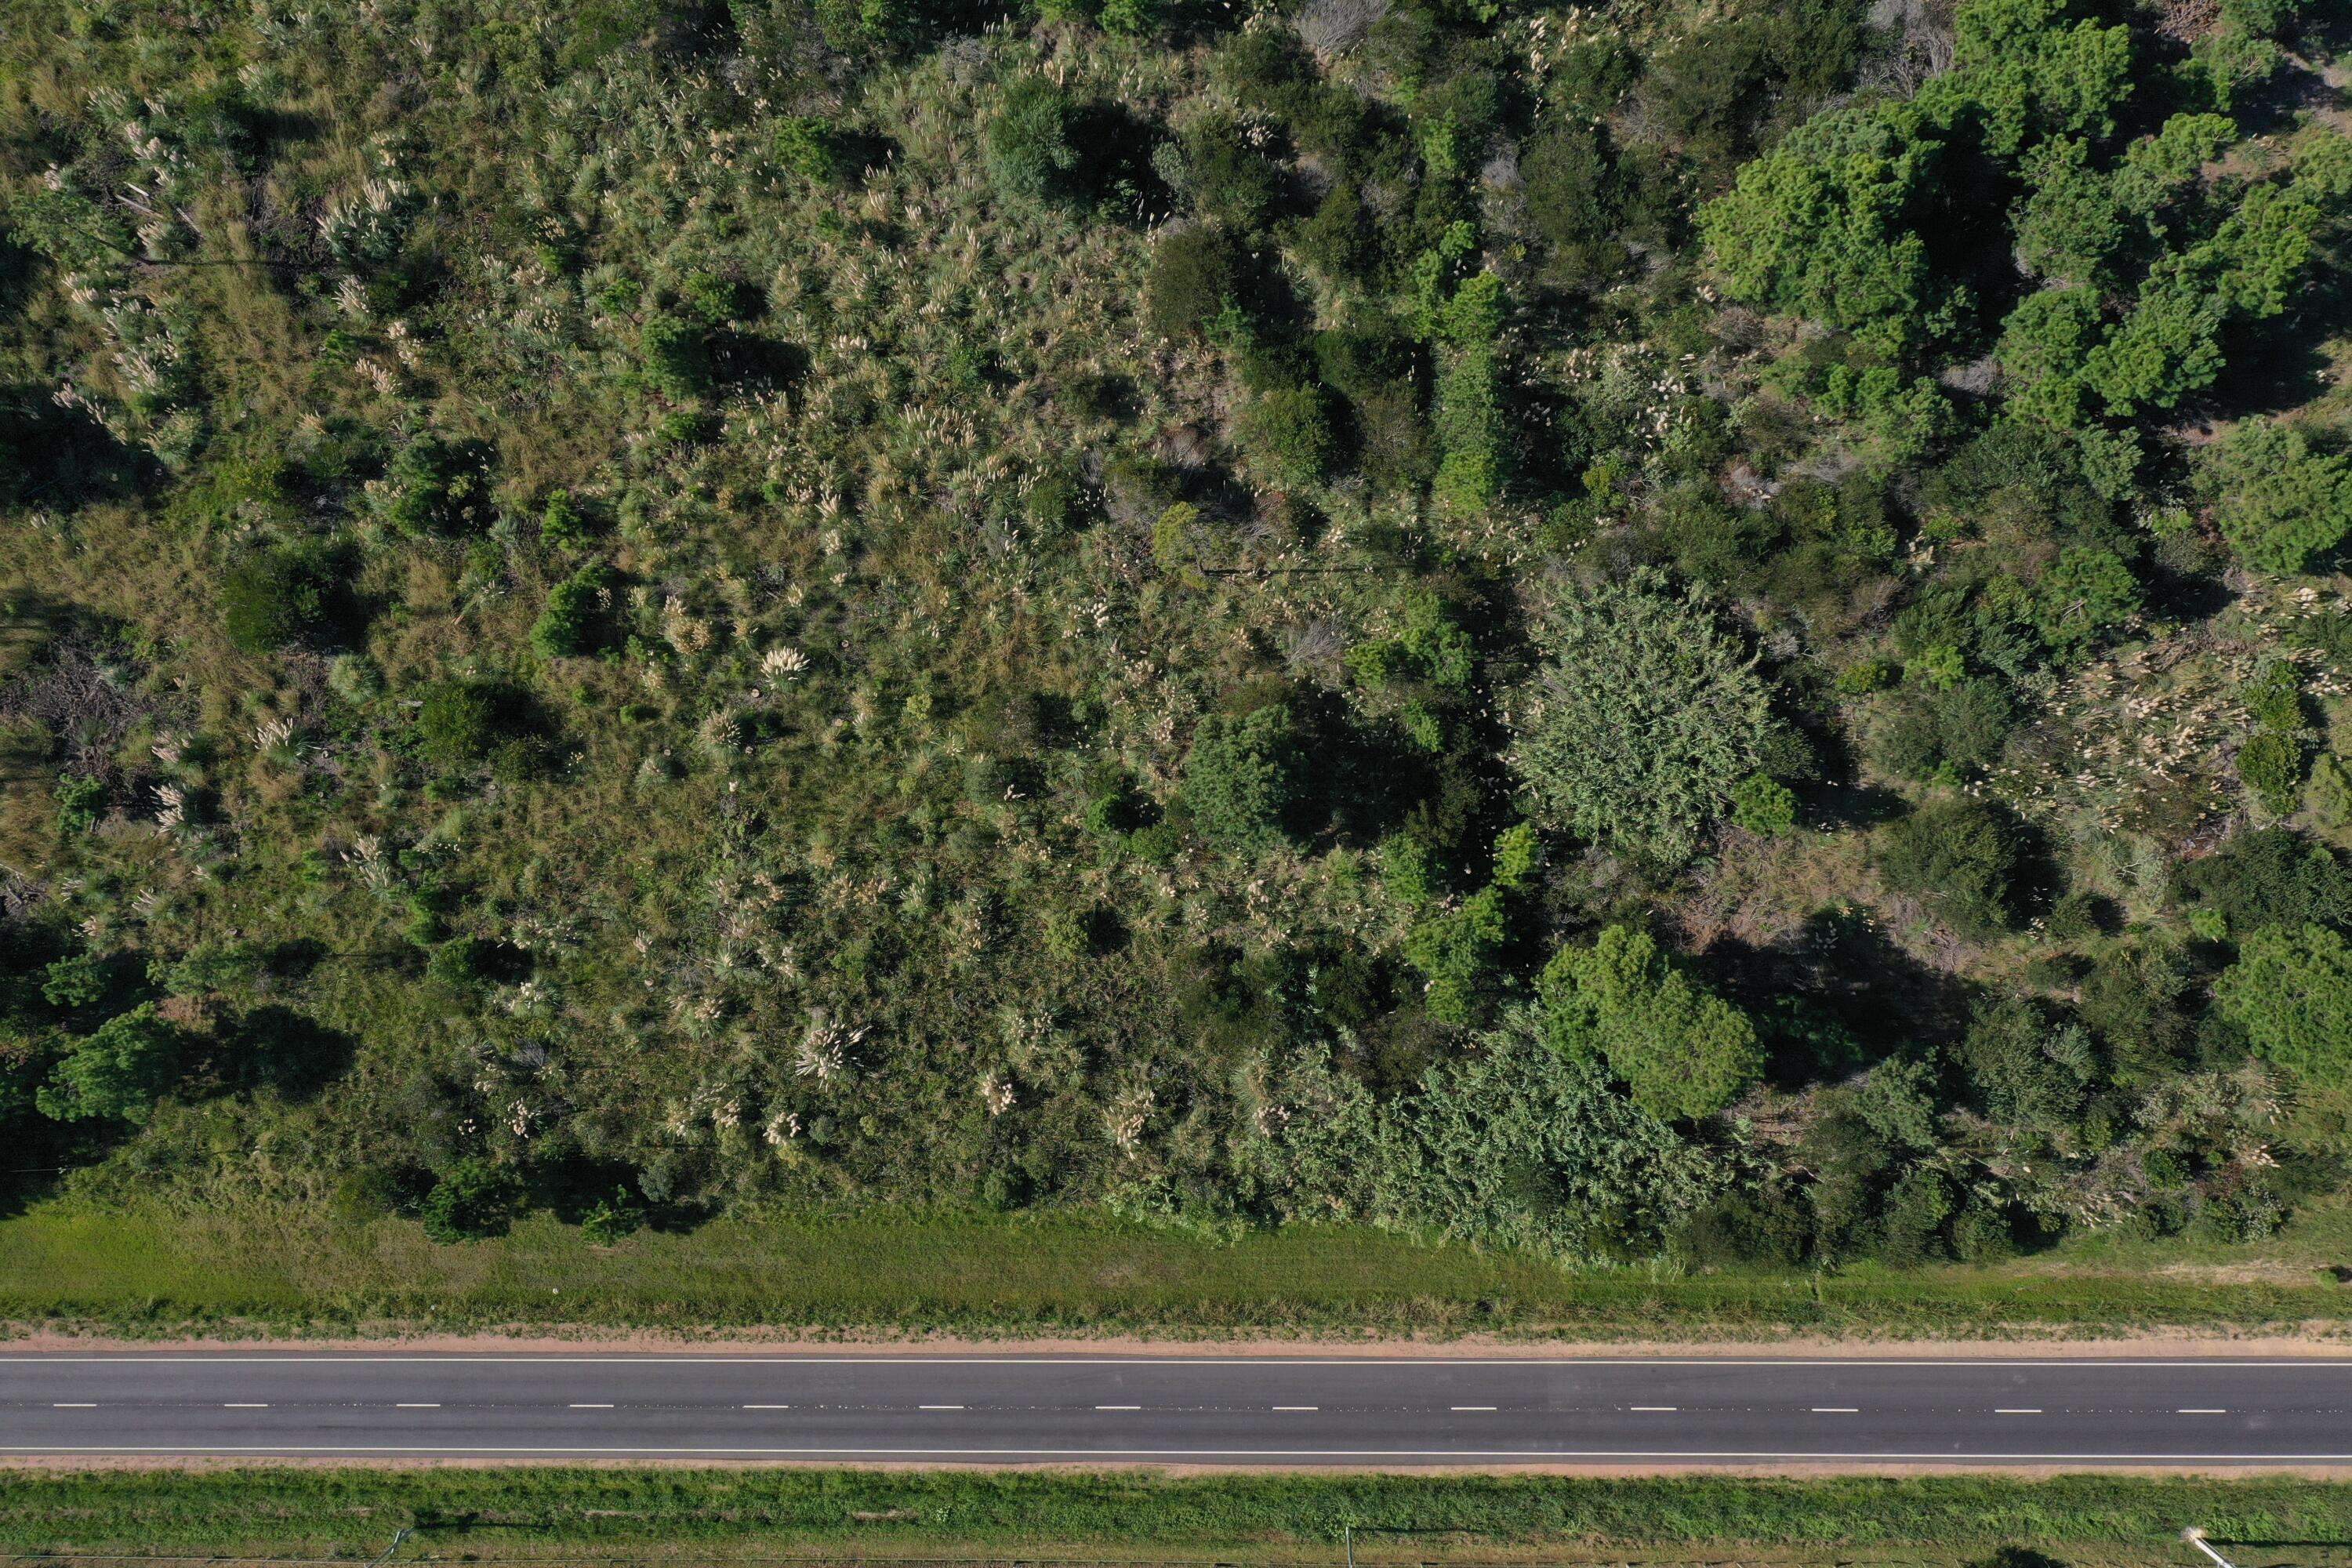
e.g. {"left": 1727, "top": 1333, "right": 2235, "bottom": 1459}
{"left": 1, "top": 0, "right": 2349, "bottom": 1276}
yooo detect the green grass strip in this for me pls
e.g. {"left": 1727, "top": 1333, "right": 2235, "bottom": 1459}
{"left": 5, "top": 1470, "right": 2352, "bottom": 1562}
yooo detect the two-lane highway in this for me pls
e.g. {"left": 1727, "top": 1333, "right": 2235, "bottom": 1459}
{"left": 6, "top": 1352, "right": 2352, "bottom": 1464}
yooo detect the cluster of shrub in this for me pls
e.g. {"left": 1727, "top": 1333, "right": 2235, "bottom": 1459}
{"left": 5, "top": 0, "right": 2352, "bottom": 1279}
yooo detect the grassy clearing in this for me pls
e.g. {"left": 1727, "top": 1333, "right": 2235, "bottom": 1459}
{"left": 6, "top": 1468, "right": 2352, "bottom": 1566}
{"left": 5, "top": 1196, "right": 2352, "bottom": 1339}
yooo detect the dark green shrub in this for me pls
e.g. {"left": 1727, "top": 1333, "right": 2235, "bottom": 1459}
{"left": 220, "top": 541, "right": 348, "bottom": 653}
{"left": 1949, "top": 1198, "right": 2021, "bottom": 1262}
{"left": 2246, "top": 659, "right": 2307, "bottom": 731}
{"left": 415, "top": 678, "right": 521, "bottom": 766}
{"left": 1539, "top": 924, "right": 1762, "bottom": 1121}
{"left": 1024, "top": 470, "right": 1087, "bottom": 537}
{"left": 1875, "top": 797, "right": 2024, "bottom": 938}
{"left": 2216, "top": 922, "right": 2352, "bottom": 1087}
{"left": 2240, "top": 728, "right": 2307, "bottom": 815}
{"left": 1522, "top": 119, "right": 1621, "bottom": 278}
{"left": 40, "top": 953, "right": 107, "bottom": 1010}
{"left": 2174, "top": 827, "right": 2352, "bottom": 935}
{"left": 426, "top": 935, "right": 495, "bottom": 987}
{"left": 1238, "top": 385, "right": 1335, "bottom": 489}
{"left": 1080, "top": 767, "right": 1153, "bottom": 840}
{"left": 54, "top": 774, "right": 104, "bottom": 834}
{"left": 1040, "top": 906, "right": 1098, "bottom": 960}
{"left": 641, "top": 312, "right": 713, "bottom": 400}
{"left": 985, "top": 78, "right": 1083, "bottom": 205}
{"left": 539, "top": 489, "right": 593, "bottom": 550}
{"left": 1179, "top": 115, "right": 1281, "bottom": 227}
{"left": 679, "top": 270, "right": 749, "bottom": 327}
{"left": 1094, "top": 0, "right": 1159, "bottom": 35}
{"left": 1675, "top": 1185, "right": 1816, "bottom": 1267}
{"left": 2045, "top": 889, "right": 2107, "bottom": 940}
{"left": 1145, "top": 227, "right": 1240, "bottom": 339}
{"left": 1295, "top": 185, "right": 1377, "bottom": 282}
{"left": 1310, "top": 323, "right": 1416, "bottom": 407}
{"left": 1878, "top": 1165, "right": 1955, "bottom": 1265}
{"left": 1064, "top": 371, "right": 1131, "bottom": 422}
{"left": 1126, "top": 821, "right": 1183, "bottom": 863}
{"left": 1958, "top": 997, "right": 2096, "bottom": 1132}
{"left": 1182, "top": 702, "right": 1307, "bottom": 853}
{"left": 379, "top": 434, "right": 492, "bottom": 536}
{"left": 419, "top": 1158, "right": 518, "bottom": 1243}
{"left": 655, "top": 407, "right": 719, "bottom": 445}
{"left": 1401, "top": 885, "right": 1505, "bottom": 1026}
{"left": 773, "top": 115, "right": 840, "bottom": 181}
{"left": 1210, "top": 27, "right": 1311, "bottom": 105}
{"left": 1730, "top": 774, "right": 1798, "bottom": 836}
{"left": 532, "top": 561, "right": 617, "bottom": 659}
{"left": 579, "top": 1186, "right": 647, "bottom": 1243}
{"left": 1873, "top": 678, "right": 2015, "bottom": 782}
{"left": 36, "top": 1004, "right": 181, "bottom": 1124}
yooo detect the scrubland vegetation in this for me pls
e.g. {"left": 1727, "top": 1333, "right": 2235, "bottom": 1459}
{"left": 4, "top": 0, "right": 2352, "bottom": 1327}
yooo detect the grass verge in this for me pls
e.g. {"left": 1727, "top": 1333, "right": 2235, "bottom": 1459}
{"left": 4, "top": 1198, "right": 2352, "bottom": 1340}
{"left": 7, "top": 1469, "right": 2352, "bottom": 1566}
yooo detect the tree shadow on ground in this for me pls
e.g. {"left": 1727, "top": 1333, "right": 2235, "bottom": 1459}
{"left": 1698, "top": 906, "right": 1980, "bottom": 1088}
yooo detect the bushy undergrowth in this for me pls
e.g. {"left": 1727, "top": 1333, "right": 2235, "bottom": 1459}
{"left": 0, "top": 0, "right": 2350, "bottom": 1305}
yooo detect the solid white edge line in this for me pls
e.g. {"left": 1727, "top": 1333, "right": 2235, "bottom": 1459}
{"left": 5, "top": 1443, "right": 2349, "bottom": 1461}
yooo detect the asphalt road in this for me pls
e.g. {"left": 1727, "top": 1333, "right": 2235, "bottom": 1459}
{"left": 7, "top": 1353, "right": 2352, "bottom": 1465}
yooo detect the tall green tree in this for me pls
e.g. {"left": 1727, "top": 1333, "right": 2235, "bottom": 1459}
{"left": 36, "top": 1004, "right": 182, "bottom": 1124}
{"left": 1699, "top": 103, "right": 1947, "bottom": 354}
{"left": 2216, "top": 923, "right": 2352, "bottom": 1086}
{"left": 2198, "top": 423, "right": 2352, "bottom": 574}
{"left": 1508, "top": 569, "right": 1772, "bottom": 864}
{"left": 1183, "top": 705, "right": 1308, "bottom": 853}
